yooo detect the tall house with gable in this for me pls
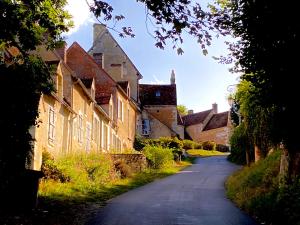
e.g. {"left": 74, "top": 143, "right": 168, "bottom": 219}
{"left": 88, "top": 24, "right": 142, "bottom": 103}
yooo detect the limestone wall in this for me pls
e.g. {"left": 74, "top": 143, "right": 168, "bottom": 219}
{"left": 110, "top": 154, "right": 147, "bottom": 173}
{"left": 197, "top": 127, "right": 231, "bottom": 145}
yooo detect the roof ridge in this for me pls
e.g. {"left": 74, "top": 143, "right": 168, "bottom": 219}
{"left": 182, "top": 109, "right": 212, "bottom": 118}
{"left": 67, "top": 42, "right": 117, "bottom": 85}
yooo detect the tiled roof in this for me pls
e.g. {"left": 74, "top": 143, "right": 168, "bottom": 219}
{"left": 95, "top": 95, "right": 111, "bottom": 104}
{"left": 139, "top": 84, "right": 177, "bottom": 106}
{"left": 66, "top": 42, "right": 116, "bottom": 105}
{"left": 203, "top": 111, "right": 229, "bottom": 131}
{"left": 182, "top": 109, "right": 212, "bottom": 126}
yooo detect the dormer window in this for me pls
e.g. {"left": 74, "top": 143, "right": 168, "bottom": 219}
{"left": 155, "top": 90, "right": 160, "bottom": 97}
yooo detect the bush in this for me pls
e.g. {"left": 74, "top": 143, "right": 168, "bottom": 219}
{"left": 133, "top": 135, "right": 147, "bottom": 151}
{"left": 142, "top": 145, "right": 174, "bottom": 169}
{"left": 55, "top": 153, "right": 114, "bottom": 186}
{"left": 41, "top": 151, "right": 70, "bottom": 183}
{"left": 182, "top": 140, "right": 195, "bottom": 150}
{"left": 216, "top": 144, "right": 230, "bottom": 152}
{"left": 228, "top": 123, "right": 253, "bottom": 164}
{"left": 202, "top": 141, "right": 216, "bottom": 150}
{"left": 114, "top": 160, "right": 133, "bottom": 178}
{"left": 194, "top": 142, "right": 202, "bottom": 149}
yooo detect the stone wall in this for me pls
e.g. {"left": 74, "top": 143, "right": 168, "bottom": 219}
{"left": 197, "top": 127, "right": 231, "bottom": 146}
{"left": 110, "top": 154, "right": 148, "bottom": 173}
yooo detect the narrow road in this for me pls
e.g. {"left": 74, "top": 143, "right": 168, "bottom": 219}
{"left": 87, "top": 156, "right": 257, "bottom": 225}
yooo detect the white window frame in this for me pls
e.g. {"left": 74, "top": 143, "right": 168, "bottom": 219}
{"left": 93, "top": 113, "right": 101, "bottom": 148}
{"left": 48, "top": 106, "right": 55, "bottom": 145}
{"left": 78, "top": 113, "right": 83, "bottom": 143}
{"left": 73, "top": 116, "right": 77, "bottom": 140}
{"left": 117, "top": 98, "right": 124, "bottom": 122}
{"left": 86, "top": 122, "right": 91, "bottom": 152}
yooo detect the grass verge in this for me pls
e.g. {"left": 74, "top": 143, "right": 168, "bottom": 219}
{"left": 0, "top": 156, "right": 192, "bottom": 225}
{"left": 226, "top": 150, "right": 300, "bottom": 225}
{"left": 187, "top": 149, "right": 227, "bottom": 157}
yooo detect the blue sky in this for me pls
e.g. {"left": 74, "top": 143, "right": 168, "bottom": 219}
{"left": 65, "top": 0, "right": 239, "bottom": 113}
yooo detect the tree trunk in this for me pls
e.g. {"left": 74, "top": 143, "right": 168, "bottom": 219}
{"left": 254, "top": 145, "right": 261, "bottom": 162}
{"left": 279, "top": 148, "right": 300, "bottom": 186}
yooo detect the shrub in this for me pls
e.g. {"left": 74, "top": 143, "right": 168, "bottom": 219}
{"left": 228, "top": 123, "right": 253, "bottom": 164}
{"left": 202, "top": 141, "right": 216, "bottom": 150}
{"left": 41, "top": 151, "right": 70, "bottom": 183}
{"left": 194, "top": 142, "right": 202, "bottom": 149}
{"left": 182, "top": 140, "right": 195, "bottom": 150}
{"left": 114, "top": 160, "right": 133, "bottom": 178}
{"left": 134, "top": 135, "right": 147, "bottom": 151}
{"left": 56, "top": 153, "right": 114, "bottom": 186}
{"left": 142, "top": 145, "right": 174, "bottom": 169}
{"left": 216, "top": 144, "right": 230, "bottom": 152}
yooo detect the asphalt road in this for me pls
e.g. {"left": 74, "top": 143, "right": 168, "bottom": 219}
{"left": 86, "top": 156, "right": 258, "bottom": 225}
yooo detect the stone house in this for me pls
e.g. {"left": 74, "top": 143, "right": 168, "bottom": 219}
{"left": 87, "top": 24, "right": 184, "bottom": 141}
{"left": 182, "top": 104, "right": 231, "bottom": 146}
{"left": 88, "top": 24, "right": 142, "bottom": 103}
{"left": 138, "top": 70, "right": 184, "bottom": 139}
{"left": 30, "top": 45, "right": 111, "bottom": 170}
{"left": 66, "top": 42, "right": 139, "bottom": 152}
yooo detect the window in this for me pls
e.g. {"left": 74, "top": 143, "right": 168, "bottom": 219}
{"left": 102, "top": 123, "right": 108, "bottom": 151}
{"left": 93, "top": 115, "right": 101, "bottom": 150}
{"left": 117, "top": 98, "right": 124, "bottom": 121}
{"left": 155, "top": 90, "right": 160, "bottom": 97}
{"left": 73, "top": 116, "right": 77, "bottom": 140}
{"left": 48, "top": 106, "right": 55, "bottom": 144}
{"left": 142, "top": 119, "right": 150, "bottom": 135}
{"left": 78, "top": 114, "right": 83, "bottom": 143}
{"left": 93, "top": 53, "right": 103, "bottom": 68}
{"left": 86, "top": 122, "right": 91, "bottom": 152}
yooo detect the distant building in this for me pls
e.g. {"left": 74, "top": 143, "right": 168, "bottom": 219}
{"left": 138, "top": 70, "right": 184, "bottom": 139}
{"left": 182, "top": 104, "right": 231, "bottom": 146}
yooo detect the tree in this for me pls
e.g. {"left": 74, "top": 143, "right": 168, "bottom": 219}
{"left": 219, "top": 0, "right": 299, "bottom": 181}
{"left": 177, "top": 104, "right": 188, "bottom": 116}
{"left": 86, "top": 0, "right": 226, "bottom": 55}
{"left": 0, "top": 0, "right": 71, "bottom": 208}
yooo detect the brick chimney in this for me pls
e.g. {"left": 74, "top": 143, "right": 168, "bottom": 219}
{"left": 56, "top": 41, "right": 67, "bottom": 63}
{"left": 93, "top": 23, "right": 106, "bottom": 43}
{"left": 188, "top": 109, "right": 194, "bottom": 115}
{"left": 212, "top": 103, "right": 218, "bottom": 114}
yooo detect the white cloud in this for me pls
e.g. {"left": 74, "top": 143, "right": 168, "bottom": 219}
{"left": 65, "top": 0, "right": 95, "bottom": 35}
{"left": 149, "top": 75, "right": 168, "bottom": 85}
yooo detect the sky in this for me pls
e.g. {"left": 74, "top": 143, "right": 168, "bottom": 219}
{"left": 65, "top": 0, "right": 239, "bottom": 113}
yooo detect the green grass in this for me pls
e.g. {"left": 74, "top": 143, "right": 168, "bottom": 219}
{"left": 186, "top": 149, "right": 227, "bottom": 157}
{"left": 226, "top": 150, "right": 300, "bottom": 225}
{"left": 36, "top": 155, "right": 193, "bottom": 225}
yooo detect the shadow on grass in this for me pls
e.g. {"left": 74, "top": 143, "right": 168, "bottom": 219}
{"left": 0, "top": 164, "right": 190, "bottom": 225}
